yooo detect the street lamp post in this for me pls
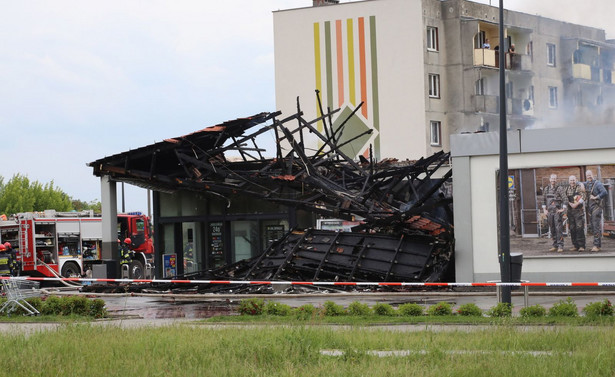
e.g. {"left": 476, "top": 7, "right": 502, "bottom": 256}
{"left": 498, "top": 0, "right": 512, "bottom": 304}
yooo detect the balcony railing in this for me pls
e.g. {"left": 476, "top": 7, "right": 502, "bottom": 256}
{"left": 473, "top": 48, "right": 496, "bottom": 67}
{"left": 474, "top": 49, "right": 532, "bottom": 71}
{"left": 508, "top": 53, "right": 532, "bottom": 71}
{"left": 472, "top": 94, "right": 499, "bottom": 113}
{"left": 572, "top": 63, "right": 604, "bottom": 82}
{"left": 472, "top": 95, "right": 534, "bottom": 116}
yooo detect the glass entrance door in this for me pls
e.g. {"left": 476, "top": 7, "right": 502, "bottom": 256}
{"left": 230, "top": 221, "right": 258, "bottom": 263}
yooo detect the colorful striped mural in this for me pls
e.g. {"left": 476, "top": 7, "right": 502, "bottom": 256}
{"left": 313, "top": 15, "right": 380, "bottom": 159}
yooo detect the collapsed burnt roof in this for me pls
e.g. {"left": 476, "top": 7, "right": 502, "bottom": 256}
{"left": 89, "top": 95, "right": 454, "bottom": 287}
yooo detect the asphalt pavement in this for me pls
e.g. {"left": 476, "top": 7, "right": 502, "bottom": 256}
{"left": 91, "top": 287, "right": 615, "bottom": 319}
{"left": 0, "top": 287, "right": 613, "bottom": 334}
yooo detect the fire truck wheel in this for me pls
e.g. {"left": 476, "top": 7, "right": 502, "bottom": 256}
{"left": 130, "top": 260, "right": 145, "bottom": 279}
{"left": 61, "top": 262, "right": 81, "bottom": 278}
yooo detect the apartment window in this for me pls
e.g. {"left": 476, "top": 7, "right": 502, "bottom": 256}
{"left": 547, "top": 43, "right": 556, "bottom": 66}
{"left": 529, "top": 85, "right": 535, "bottom": 103}
{"left": 430, "top": 121, "right": 442, "bottom": 146}
{"left": 427, "top": 26, "right": 439, "bottom": 51}
{"left": 505, "top": 82, "right": 513, "bottom": 99}
{"left": 428, "top": 74, "right": 440, "bottom": 98}
{"left": 475, "top": 78, "right": 484, "bottom": 95}
{"left": 548, "top": 86, "right": 558, "bottom": 108}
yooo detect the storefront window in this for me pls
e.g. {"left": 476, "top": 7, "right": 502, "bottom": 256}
{"left": 227, "top": 195, "right": 287, "bottom": 214}
{"left": 159, "top": 192, "right": 181, "bottom": 217}
{"left": 208, "top": 197, "right": 225, "bottom": 215}
{"left": 230, "top": 221, "right": 259, "bottom": 262}
{"left": 182, "top": 222, "right": 202, "bottom": 274}
{"left": 261, "top": 220, "right": 289, "bottom": 249}
{"left": 160, "top": 192, "right": 209, "bottom": 217}
{"left": 161, "top": 224, "right": 176, "bottom": 255}
{"left": 160, "top": 223, "right": 178, "bottom": 278}
{"left": 181, "top": 193, "right": 208, "bottom": 216}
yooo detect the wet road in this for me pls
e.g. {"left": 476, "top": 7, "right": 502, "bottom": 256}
{"left": 0, "top": 288, "right": 613, "bottom": 335}
{"left": 90, "top": 288, "right": 615, "bottom": 319}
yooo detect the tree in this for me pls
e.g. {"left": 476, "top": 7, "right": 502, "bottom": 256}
{"left": 0, "top": 174, "right": 73, "bottom": 214}
{"left": 72, "top": 198, "right": 102, "bottom": 213}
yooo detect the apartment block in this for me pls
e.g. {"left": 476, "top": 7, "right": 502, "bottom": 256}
{"left": 273, "top": 0, "right": 615, "bottom": 160}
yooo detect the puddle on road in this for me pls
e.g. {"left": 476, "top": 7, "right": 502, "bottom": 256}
{"left": 108, "top": 301, "right": 237, "bottom": 319}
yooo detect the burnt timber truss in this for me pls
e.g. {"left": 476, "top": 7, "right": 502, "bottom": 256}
{"left": 89, "top": 96, "right": 454, "bottom": 288}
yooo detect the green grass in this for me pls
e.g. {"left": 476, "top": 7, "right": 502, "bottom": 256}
{"left": 204, "top": 313, "right": 615, "bottom": 326}
{"left": 1, "top": 324, "right": 615, "bottom": 376}
{"left": 0, "top": 314, "right": 98, "bottom": 323}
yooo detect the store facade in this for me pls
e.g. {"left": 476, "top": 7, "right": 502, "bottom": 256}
{"left": 153, "top": 190, "right": 310, "bottom": 276}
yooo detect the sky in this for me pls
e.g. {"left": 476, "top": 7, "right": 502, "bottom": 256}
{"left": 1, "top": 0, "right": 613, "bottom": 214}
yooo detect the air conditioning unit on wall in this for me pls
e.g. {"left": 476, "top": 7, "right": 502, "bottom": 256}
{"left": 522, "top": 99, "right": 534, "bottom": 115}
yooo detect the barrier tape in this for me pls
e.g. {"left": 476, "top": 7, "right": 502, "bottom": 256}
{"left": 2, "top": 276, "right": 615, "bottom": 287}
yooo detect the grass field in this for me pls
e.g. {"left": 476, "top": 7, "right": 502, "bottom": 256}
{"left": 2, "top": 323, "right": 614, "bottom": 377}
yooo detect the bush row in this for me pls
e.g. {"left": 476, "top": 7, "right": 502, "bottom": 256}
{"left": 238, "top": 297, "right": 614, "bottom": 319}
{"left": 0, "top": 295, "right": 107, "bottom": 318}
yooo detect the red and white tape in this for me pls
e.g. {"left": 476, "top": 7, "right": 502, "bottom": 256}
{"left": 2, "top": 276, "right": 615, "bottom": 287}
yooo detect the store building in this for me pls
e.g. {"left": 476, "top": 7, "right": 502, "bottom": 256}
{"left": 89, "top": 114, "right": 315, "bottom": 278}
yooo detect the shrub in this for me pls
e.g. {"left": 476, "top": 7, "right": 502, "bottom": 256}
{"left": 15, "top": 297, "right": 43, "bottom": 316}
{"left": 582, "top": 299, "right": 614, "bottom": 317}
{"left": 89, "top": 298, "right": 107, "bottom": 318}
{"left": 427, "top": 302, "right": 453, "bottom": 316}
{"left": 41, "top": 296, "right": 63, "bottom": 315}
{"left": 487, "top": 302, "right": 512, "bottom": 317}
{"left": 548, "top": 297, "right": 578, "bottom": 317}
{"left": 519, "top": 304, "right": 546, "bottom": 318}
{"left": 264, "top": 301, "right": 292, "bottom": 316}
{"left": 61, "top": 296, "right": 90, "bottom": 316}
{"left": 323, "top": 300, "right": 346, "bottom": 316}
{"left": 238, "top": 298, "right": 265, "bottom": 316}
{"left": 294, "top": 304, "right": 318, "bottom": 320}
{"left": 0, "top": 295, "right": 106, "bottom": 317}
{"left": 456, "top": 303, "right": 483, "bottom": 317}
{"left": 398, "top": 303, "right": 424, "bottom": 317}
{"left": 372, "top": 303, "right": 396, "bottom": 316}
{"left": 347, "top": 301, "right": 372, "bottom": 316}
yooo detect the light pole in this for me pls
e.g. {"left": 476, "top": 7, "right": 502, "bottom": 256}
{"left": 498, "top": 0, "right": 512, "bottom": 304}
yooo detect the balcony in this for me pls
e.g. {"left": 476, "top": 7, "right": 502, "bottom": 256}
{"left": 472, "top": 95, "right": 534, "bottom": 117}
{"left": 472, "top": 94, "right": 499, "bottom": 113}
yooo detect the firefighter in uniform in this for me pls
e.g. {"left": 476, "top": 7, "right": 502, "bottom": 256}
{"left": 565, "top": 175, "right": 586, "bottom": 252}
{"left": 184, "top": 242, "right": 194, "bottom": 272}
{"left": 584, "top": 170, "right": 608, "bottom": 252}
{"left": 0, "top": 244, "right": 12, "bottom": 276}
{"left": 3, "top": 242, "right": 17, "bottom": 276}
{"left": 120, "top": 238, "right": 135, "bottom": 267}
{"left": 542, "top": 174, "right": 567, "bottom": 252}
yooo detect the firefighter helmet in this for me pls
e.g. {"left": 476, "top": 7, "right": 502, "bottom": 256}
{"left": 0, "top": 244, "right": 5, "bottom": 251}
{"left": 3, "top": 242, "right": 10, "bottom": 249}
{"left": 124, "top": 238, "right": 132, "bottom": 245}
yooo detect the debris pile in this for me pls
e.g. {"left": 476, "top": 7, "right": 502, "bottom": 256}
{"left": 90, "top": 95, "right": 454, "bottom": 292}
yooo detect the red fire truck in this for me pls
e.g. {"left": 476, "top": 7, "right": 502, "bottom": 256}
{"left": 0, "top": 210, "right": 154, "bottom": 279}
